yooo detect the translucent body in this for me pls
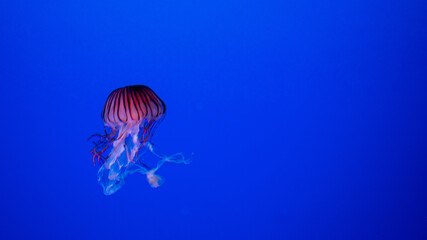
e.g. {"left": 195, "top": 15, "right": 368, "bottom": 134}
{"left": 97, "top": 122, "right": 190, "bottom": 195}
{"left": 90, "top": 85, "right": 190, "bottom": 195}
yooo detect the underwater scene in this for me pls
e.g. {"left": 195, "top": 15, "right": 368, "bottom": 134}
{"left": 0, "top": 0, "right": 426, "bottom": 239}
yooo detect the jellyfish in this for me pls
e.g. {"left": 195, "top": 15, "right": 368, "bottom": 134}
{"left": 89, "top": 85, "right": 190, "bottom": 195}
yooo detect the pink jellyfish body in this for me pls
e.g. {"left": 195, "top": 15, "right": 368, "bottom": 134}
{"left": 90, "top": 85, "right": 190, "bottom": 195}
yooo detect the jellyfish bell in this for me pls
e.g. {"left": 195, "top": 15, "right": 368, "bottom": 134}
{"left": 89, "top": 85, "right": 190, "bottom": 195}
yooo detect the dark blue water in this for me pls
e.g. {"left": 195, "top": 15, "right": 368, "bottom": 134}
{"left": 1, "top": 0, "right": 426, "bottom": 239}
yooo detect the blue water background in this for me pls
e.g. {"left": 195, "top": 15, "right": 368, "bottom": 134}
{"left": 0, "top": 0, "right": 426, "bottom": 239}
